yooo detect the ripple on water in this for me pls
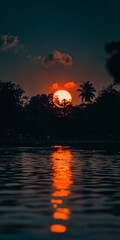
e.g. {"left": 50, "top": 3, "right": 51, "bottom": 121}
{"left": 0, "top": 147, "right": 120, "bottom": 240}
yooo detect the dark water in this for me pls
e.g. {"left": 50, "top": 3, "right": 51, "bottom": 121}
{"left": 0, "top": 146, "right": 120, "bottom": 240}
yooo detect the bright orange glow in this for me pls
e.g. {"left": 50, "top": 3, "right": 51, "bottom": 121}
{"left": 53, "top": 211, "right": 69, "bottom": 220}
{"left": 64, "top": 81, "right": 76, "bottom": 88}
{"left": 51, "top": 149, "right": 73, "bottom": 195}
{"left": 50, "top": 224, "right": 67, "bottom": 233}
{"left": 50, "top": 147, "right": 73, "bottom": 233}
{"left": 53, "top": 90, "right": 72, "bottom": 108}
{"left": 53, "top": 208, "right": 71, "bottom": 220}
{"left": 53, "top": 145, "right": 70, "bottom": 149}
{"left": 52, "top": 145, "right": 63, "bottom": 149}
{"left": 57, "top": 208, "right": 71, "bottom": 215}
{"left": 53, "top": 204, "right": 57, "bottom": 209}
{"left": 52, "top": 189, "right": 71, "bottom": 197}
{"left": 51, "top": 199, "right": 63, "bottom": 204}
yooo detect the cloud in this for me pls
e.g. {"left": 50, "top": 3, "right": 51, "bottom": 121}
{"left": 51, "top": 83, "right": 59, "bottom": 90}
{"left": 41, "top": 53, "right": 55, "bottom": 67}
{"left": 29, "top": 50, "right": 73, "bottom": 67}
{"left": 64, "top": 81, "right": 76, "bottom": 88}
{"left": 51, "top": 81, "right": 76, "bottom": 91}
{"left": 0, "top": 35, "right": 19, "bottom": 52}
{"left": 53, "top": 51, "right": 73, "bottom": 66}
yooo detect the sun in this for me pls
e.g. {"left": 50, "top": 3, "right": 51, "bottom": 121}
{"left": 53, "top": 90, "right": 72, "bottom": 108}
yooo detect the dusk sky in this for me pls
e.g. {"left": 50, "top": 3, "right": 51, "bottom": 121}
{"left": 0, "top": 0, "right": 120, "bottom": 104}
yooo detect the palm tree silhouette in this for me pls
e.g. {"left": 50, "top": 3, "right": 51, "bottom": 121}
{"left": 77, "top": 81, "right": 96, "bottom": 103}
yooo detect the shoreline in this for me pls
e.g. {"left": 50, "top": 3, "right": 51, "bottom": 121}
{"left": 0, "top": 140, "right": 120, "bottom": 149}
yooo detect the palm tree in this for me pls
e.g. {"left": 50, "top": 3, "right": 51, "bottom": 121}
{"left": 77, "top": 81, "right": 96, "bottom": 103}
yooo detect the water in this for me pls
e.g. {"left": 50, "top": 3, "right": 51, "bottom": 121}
{"left": 0, "top": 146, "right": 120, "bottom": 240}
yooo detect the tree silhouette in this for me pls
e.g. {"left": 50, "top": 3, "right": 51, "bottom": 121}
{"left": 96, "top": 85, "right": 120, "bottom": 112}
{"left": 27, "top": 93, "right": 54, "bottom": 116}
{"left": 25, "top": 93, "right": 55, "bottom": 137}
{"left": 0, "top": 80, "right": 26, "bottom": 140}
{"left": 0, "top": 80, "right": 25, "bottom": 107}
{"left": 77, "top": 81, "right": 96, "bottom": 103}
{"left": 0, "top": 80, "right": 25, "bottom": 121}
{"left": 105, "top": 41, "right": 120, "bottom": 84}
{"left": 53, "top": 94, "right": 71, "bottom": 109}
{"left": 94, "top": 85, "right": 120, "bottom": 139}
{"left": 53, "top": 95, "right": 61, "bottom": 108}
{"left": 0, "top": 78, "right": 120, "bottom": 144}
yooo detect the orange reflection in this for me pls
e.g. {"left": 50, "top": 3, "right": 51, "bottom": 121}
{"left": 50, "top": 224, "right": 67, "bottom": 233}
{"left": 50, "top": 146, "right": 73, "bottom": 233}
{"left": 51, "top": 199, "right": 63, "bottom": 204}
{"left": 53, "top": 208, "right": 71, "bottom": 220}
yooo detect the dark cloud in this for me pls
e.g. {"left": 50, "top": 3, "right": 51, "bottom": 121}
{"left": 29, "top": 50, "right": 73, "bottom": 67}
{"left": 53, "top": 51, "right": 73, "bottom": 66}
{"left": 0, "top": 35, "right": 19, "bottom": 52}
{"left": 42, "top": 53, "right": 55, "bottom": 67}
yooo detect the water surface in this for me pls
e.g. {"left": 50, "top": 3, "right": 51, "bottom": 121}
{"left": 0, "top": 146, "right": 120, "bottom": 240}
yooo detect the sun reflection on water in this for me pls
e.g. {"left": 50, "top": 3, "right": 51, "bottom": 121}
{"left": 50, "top": 146, "right": 73, "bottom": 233}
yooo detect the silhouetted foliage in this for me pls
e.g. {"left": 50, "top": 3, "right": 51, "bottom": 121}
{"left": 77, "top": 81, "right": 96, "bottom": 103}
{"left": 1, "top": 38, "right": 120, "bottom": 146}
{"left": 105, "top": 41, "right": 120, "bottom": 84}
{"left": 92, "top": 85, "right": 120, "bottom": 139}
{"left": 53, "top": 95, "right": 71, "bottom": 108}
{"left": 96, "top": 85, "right": 120, "bottom": 107}
{"left": 27, "top": 93, "right": 54, "bottom": 117}
{"left": 0, "top": 80, "right": 25, "bottom": 106}
{"left": 0, "top": 80, "right": 25, "bottom": 134}
{"left": 23, "top": 93, "right": 55, "bottom": 137}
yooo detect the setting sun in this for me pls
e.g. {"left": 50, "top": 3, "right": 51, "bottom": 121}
{"left": 53, "top": 90, "right": 72, "bottom": 108}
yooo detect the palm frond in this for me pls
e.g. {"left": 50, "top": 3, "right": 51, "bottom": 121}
{"left": 77, "top": 81, "right": 96, "bottom": 103}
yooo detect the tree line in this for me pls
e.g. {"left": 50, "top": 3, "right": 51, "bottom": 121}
{"left": 0, "top": 41, "right": 120, "bottom": 145}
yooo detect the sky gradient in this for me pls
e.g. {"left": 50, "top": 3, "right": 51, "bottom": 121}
{"left": 0, "top": 0, "right": 120, "bottom": 104}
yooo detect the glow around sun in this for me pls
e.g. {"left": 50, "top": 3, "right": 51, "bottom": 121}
{"left": 53, "top": 90, "right": 72, "bottom": 108}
